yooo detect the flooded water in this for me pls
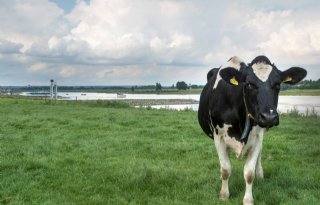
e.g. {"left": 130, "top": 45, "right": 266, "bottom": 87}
{"left": 139, "top": 95, "right": 320, "bottom": 115}
{"left": 20, "top": 92, "right": 199, "bottom": 101}
{"left": 149, "top": 96, "right": 320, "bottom": 115}
{"left": 20, "top": 92, "right": 320, "bottom": 115}
{"left": 59, "top": 92, "right": 200, "bottom": 101}
{"left": 278, "top": 96, "right": 320, "bottom": 114}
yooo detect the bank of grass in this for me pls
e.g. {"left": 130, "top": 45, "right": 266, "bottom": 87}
{"left": 280, "top": 89, "right": 320, "bottom": 96}
{"left": 0, "top": 97, "right": 319, "bottom": 205}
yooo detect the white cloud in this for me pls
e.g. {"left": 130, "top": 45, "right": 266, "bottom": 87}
{"left": 45, "top": 1, "right": 151, "bottom": 61}
{"left": 42, "top": 0, "right": 199, "bottom": 65}
{"left": 150, "top": 37, "right": 166, "bottom": 53}
{"left": 203, "top": 36, "right": 255, "bottom": 66}
{"left": 1, "top": 0, "right": 320, "bottom": 85}
{"left": 28, "top": 62, "right": 48, "bottom": 73}
{"left": 246, "top": 10, "right": 292, "bottom": 32}
{"left": 310, "top": 30, "right": 320, "bottom": 51}
{"left": 59, "top": 66, "right": 76, "bottom": 77}
{"left": 169, "top": 33, "right": 193, "bottom": 50}
{"left": 0, "top": 0, "right": 65, "bottom": 52}
{"left": 257, "top": 22, "right": 320, "bottom": 65}
{"left": 96, "top": 65, "right": 152, "bottom": 79}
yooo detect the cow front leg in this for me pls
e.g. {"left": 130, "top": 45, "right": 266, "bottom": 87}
{"left": 243, "top": 134, "right": 264, "bottom": 205}
{"left": 214, "top": 136, "right": 231, "bottom": 200}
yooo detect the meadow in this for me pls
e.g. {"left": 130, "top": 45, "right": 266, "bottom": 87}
{"left": 0, "top": 97, "right": 319, "bottom": 205}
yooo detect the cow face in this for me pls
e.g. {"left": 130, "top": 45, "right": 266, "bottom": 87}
{"left": 220, "top": 56, "right": 307, "bottom": 128}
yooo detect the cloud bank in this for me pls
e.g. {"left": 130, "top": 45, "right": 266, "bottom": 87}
{"left": 0, "top": 0, "right": 319, "bottom": 85}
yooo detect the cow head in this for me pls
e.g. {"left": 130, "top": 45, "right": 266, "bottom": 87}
{"left": 220, "top": 56, "right": 307, "bottom": 128}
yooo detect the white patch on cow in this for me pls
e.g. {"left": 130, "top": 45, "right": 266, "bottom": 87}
{"left": 213, "top": 124, "right": 266, "bottom": 204}
{"left": 224, "top": 136, "right": 244, "bottom": 157}
{"left": 213, "top": 56, "right": 243, "bottom": 89}
{"left": 241, "top": 126, "right": 265, "bottom": 205}
{"left": 240, "top": 126, "right": 265, "bottom": 157}
{"left": 217, "top": 124, "right": 245, "bottom": 157}
{"left": 252, "top": 62, "right": 272, "bottom": 82}
{"left": 213, "top": 73, "right": 222, "bottom": 89}
{"left": 227, "top": 56, "right": 243, "bottom": 71}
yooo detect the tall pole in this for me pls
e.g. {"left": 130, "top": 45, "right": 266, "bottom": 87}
{"left": 50, "top": 79, "right": 54, "bottom": 99}
{"left": 54, "top": 82, "right": 58, "bottom": 100}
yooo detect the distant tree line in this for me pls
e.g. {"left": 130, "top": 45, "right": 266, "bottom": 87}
{"left": 281, "top": 79, "right": 320, "bottom": 90}
{"left": 4, "top": 79, "right": 319, "bottom": 94}
{"left": 175, "top": 81, "right": 202, "bottom": 90}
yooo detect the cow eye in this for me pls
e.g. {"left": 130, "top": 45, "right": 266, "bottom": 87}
{"left": 246, "top": 83, "right": 257, "bottom": 90}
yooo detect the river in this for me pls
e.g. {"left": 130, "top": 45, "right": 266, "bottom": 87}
{"left": 20, "top": 92, "right": 320, "bottom": 115}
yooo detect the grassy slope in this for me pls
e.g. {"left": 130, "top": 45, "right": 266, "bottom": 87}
{"left": 0, "top": 98, "right": 319, "bottom": 205}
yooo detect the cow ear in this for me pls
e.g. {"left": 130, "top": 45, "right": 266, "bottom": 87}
{"left": 219, "top": 67, "right": 243, "bottom": 86}
{"left": 281, "top": 67, "right": 307, "bottom": 85}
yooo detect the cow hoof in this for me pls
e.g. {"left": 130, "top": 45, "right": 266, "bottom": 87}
{"left": 243, "top": 197, "right": 254, "bottom": 205}
{"left": 219, "top": 191, "right": 229, "bottom": 200}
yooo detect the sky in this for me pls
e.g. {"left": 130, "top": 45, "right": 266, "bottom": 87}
{"left": 0, "top": 0, "right": 319, "bottom": 86}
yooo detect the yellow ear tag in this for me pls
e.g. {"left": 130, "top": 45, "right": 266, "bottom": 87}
{"left": 282, "top": 76, "right": 292, "bottom": 83}
{"left": 230, "top": 76, "right": 238, "bottom": 85}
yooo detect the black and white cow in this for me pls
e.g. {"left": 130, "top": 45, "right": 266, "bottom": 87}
{"left": 198, "top": 56, "right": 307, "bottom": 205}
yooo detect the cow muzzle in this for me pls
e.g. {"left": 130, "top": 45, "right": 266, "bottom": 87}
{"left": 258, "top": 111, "right": 279, "bottom": 128}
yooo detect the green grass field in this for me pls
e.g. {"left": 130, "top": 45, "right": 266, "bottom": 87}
{"left": 0, "top": 98, "right": 319, "bottom": 205}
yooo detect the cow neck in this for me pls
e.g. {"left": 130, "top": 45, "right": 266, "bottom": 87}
{"left": 241, "top": 86, "right": 251, "bottom": 140}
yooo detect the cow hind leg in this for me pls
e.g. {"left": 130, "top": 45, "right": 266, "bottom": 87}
{"left": 214, "top": 135, "right": 231, "bottom": 200}
{"left": 255, "top": 150, "right": 264, "bottom": 179}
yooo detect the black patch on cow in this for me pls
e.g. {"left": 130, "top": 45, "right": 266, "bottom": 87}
{"left": 207, "top": 68, "right": 219, "bottom": 82}
{"left": 198, "top": 66, "right": 248, "bottom": 141}
{"left": 281, "top": 67, "right": 307, "bottom": 85}
{"left": 250, "top": 55, "right": 272, "bottom": 66}
{"left": 227, "top": 124, "right": 240, "bottom": 139}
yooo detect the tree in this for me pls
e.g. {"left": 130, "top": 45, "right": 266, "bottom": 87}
{"left": 176, "top": 81, "right": 188, "bottom": 90}
{"left": 155, "top": 82, "right": 162, "bottom": 92}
